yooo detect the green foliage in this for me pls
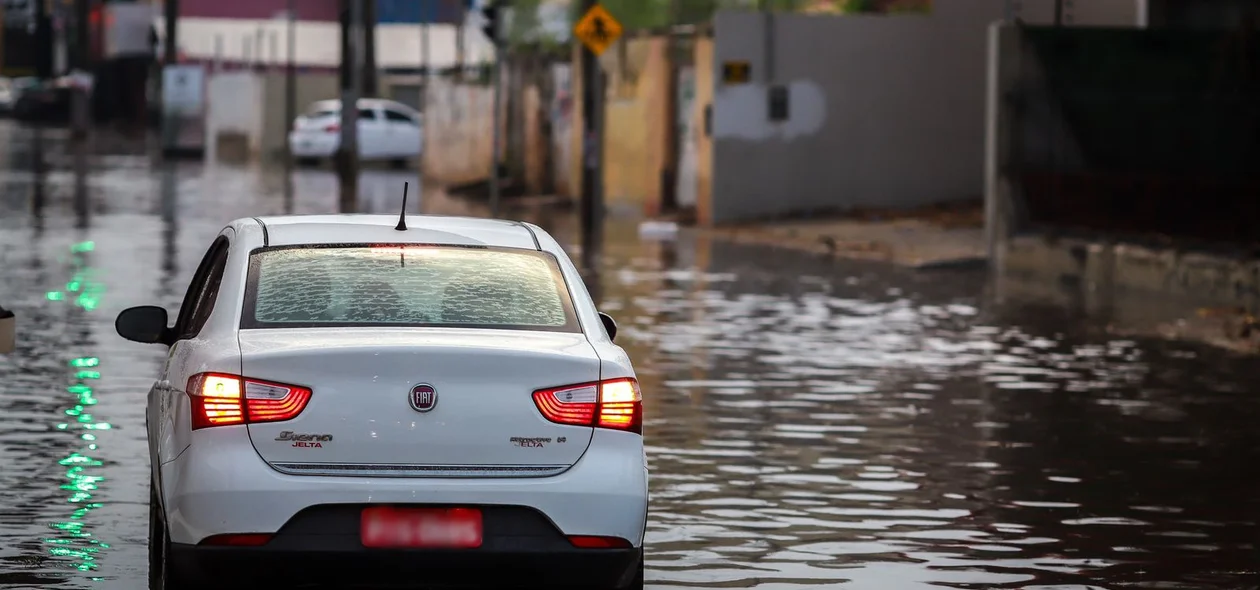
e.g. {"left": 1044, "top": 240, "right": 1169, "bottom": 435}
{"left": 502, "top": 0, "right": 817, "bottom": 52}
{"left": 839, "top": 0, "right": 876, "bottom": 12}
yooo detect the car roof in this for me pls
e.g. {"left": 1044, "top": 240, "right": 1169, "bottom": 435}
{"left": 247, "top": 214, "right": 541, "bottom": 250}
{"left": 306, "top": 98, "right": 417, "bottom": 114}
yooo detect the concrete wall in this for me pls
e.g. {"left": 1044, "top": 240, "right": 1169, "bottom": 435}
{"left": 567, "top": 44, "right": 586, "bottom": 206}
{"left": 984, "top": 20, "right": 1260, "bottom": 309}
{"left": 205, "top": 71, "right": 265, "bottom": 161}
{"left": 599, "top": 36, "right": 670, "bottom": 214}
{"left": 259, "top": 72, "right": 340, "bottom": 159}
{"left": 422, "top": 77, "right": 496, "bottom": 186}
{"left": 1013, "top": 0, "right": 1144, "bottom": 26}
{"left": 550, "top": 63, "right": 575, "bottom": 198}
{"left": 710, "top": 3, "right": 1007, "bottom": 224}
{"left": 692, "top": 36, "right": 715, "bottom": 225}
{"left": 202, "top": 69, "right": 340, "bottom": 162}
{"left": 562, "top": 34, "right": 712, "bottom": 217}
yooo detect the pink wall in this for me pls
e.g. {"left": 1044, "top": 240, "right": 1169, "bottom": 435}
{"left": 180, "top": 0, "right": 341, "bottom": 21}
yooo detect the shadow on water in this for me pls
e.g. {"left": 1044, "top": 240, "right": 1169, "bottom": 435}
{"left": 0, "top": 120, "right": 1257, "bottom": 589}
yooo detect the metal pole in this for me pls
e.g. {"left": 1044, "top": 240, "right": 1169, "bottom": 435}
{"left": 364, "top": 0, "right": 377, "bottom": 96}
{"left": 165, "top": 0, "right": 179, "bottom": 66}
{"left": 284, "top": 0, "right": 296, "bottom": 199}
{"left": 578, "top": 0, "right": 602, "bottom": 271}
{"left": 1054, "top": 0, "right": 1063, "bottom": 25}
{"left": 419, "top": 0, "right": 430, "bottom": 178}
{"left": 338, "top": 0, "right": 362, "bottom": 209}
{"left": 490, "top": 52, "right": 502, "bottom": 217}
{"left": 455, "top": 1, "right": 465, "bottom": 79}
{"left": 420, "top": 0, "right": 429, "bottom": 113}
{"left": 660, "top": 0, "right": 681, "bottom": 214}
{"left": 286, "top": 3, "right": 296, "bottom": 139}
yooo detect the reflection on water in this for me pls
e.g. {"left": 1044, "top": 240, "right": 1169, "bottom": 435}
{"left": 45, "top": 241, "right": 111, "bottom": 575}
{"left": 0, "top": 121, "right": 1257, "bottom": 589}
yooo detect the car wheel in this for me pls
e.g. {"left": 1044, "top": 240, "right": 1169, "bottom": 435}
{"left": 149, "top": 483, "right": 200, "bottom": 590}
{"left": 607, "top": 556, "right": 644, "bottom": 590}
{"left": 147, "top": 485, "right": 163, "bottom": 590}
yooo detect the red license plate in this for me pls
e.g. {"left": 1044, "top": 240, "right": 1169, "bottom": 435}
{"left": 360, "top": 507, "right": 483, "bottom": 549}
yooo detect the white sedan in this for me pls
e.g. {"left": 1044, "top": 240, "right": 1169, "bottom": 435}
{"left": 289, "top": 98, "right": 424, "bottom": 167}
{"left": 116, "top": 214, "right": 647, "bottom": 589}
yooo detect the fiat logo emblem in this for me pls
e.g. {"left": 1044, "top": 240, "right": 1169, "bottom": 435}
{"left": 409, "top": 384, "right": 438, "bottom": 413}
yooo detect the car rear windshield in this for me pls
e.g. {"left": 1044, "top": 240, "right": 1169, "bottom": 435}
{"left": 242, "top": 245, "right": 580, "bottom": 332}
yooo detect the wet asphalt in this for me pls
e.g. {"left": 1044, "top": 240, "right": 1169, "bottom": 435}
{"left": 0, "top": 121, "right": 1257, "bottom": 589}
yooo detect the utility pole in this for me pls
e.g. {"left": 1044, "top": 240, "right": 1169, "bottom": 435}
{"left": 420, "top": 0, "right": 430, "bottom": 112}
{"left": 284, "top": 0, "right": 296, "bottom": 203}
{"left": 455, "top": 1, "right": 466, "bottom": 79}
{"left": 483, "top": 1, "right": 502, "bottom": 217}
{"left": 337, "top": 0, "right": 363, "bottom": 210}
{"left": 34, "top": 0, "right": 51, "bottom": 81}
{"left": 660, "top": 0, "right": 682, "bottom": 215}
{"left": 578, "top": 0, "right": 603, "bottom": 272}
{"left": 419, "top": 0, "right": 430, "bottom": 178}
{"left": 364, "top": 0, "right": 377, "bottom": 96}
{"left": 74, "top": 0, "right": 90, "bottom": 69}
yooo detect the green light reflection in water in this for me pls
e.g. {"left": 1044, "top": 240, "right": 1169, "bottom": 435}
{"left": 44, "top": 242, "right": 112, "bottom": 577}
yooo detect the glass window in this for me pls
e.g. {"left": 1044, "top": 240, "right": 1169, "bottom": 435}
{"left": 384, "top": 109, "right": 416, "bottom": 124}
{"left": 243, "top": 245, "right": 578, "bottom": 332}
{"left": 357, "top": 108, "right": 378, "bottom": 120}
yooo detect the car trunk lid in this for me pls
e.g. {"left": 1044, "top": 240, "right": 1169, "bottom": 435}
{"left": 239, "top": 328, "right": 599, "bottom": 477}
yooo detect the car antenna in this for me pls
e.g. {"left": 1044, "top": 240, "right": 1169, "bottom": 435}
{"left": 395, "top": 182, "right": 409, "bottom": 231}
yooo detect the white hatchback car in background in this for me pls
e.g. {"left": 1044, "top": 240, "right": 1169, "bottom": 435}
{"left": 289, "top": 98, "right": 424, "bottom": 167}
{"left": 116, "top": 214, "right": 647, "bottom": 589}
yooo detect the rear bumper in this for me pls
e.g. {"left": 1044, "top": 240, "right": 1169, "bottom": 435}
{"left": 169, "top": 542, "right": 641, "bottom": 588}
{"left": 160, "top": 428, "right": 649, "bottom": 548}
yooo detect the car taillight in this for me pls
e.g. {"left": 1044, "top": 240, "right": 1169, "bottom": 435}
{"left": 187, "top": 372, "right": 312, "bottom": 430}
{"left": 567, "top": 535, "right": 632, "bottom": 549}
{"left": 532, "top": 378, "right": 642, "bottom": 434}
{"left": 323, "top": 123, "right": 339, "bottom": 132}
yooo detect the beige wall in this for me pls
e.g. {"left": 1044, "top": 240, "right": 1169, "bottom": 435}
{"left": 205, "top": 72, "right": 265, "bottom": 161}
{"left": 568, "top": 44, "right": 585, "bottom": 204}
{"left": 693, "top": 36, "right": 714, "bottom": 226}
{"left": 422, "top": 77, "right": 497, "bottom": 186}
{"left": 566, "top": 36, "right": 676, "bottom": 215}
{"left": 259, "top": 72, "right": 341, "bottom": 159}
{"left": 601, "top": 36, "right": 669, "bottom": 213}
{"left": 522, "top": 85, "right": 547, "bottom": 194}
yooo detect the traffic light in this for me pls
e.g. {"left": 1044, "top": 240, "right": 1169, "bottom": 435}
{"left": 481, "top": 1, "right": 501, "bottom": 45}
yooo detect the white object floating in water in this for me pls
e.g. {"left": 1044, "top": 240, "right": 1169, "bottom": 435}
{"left": 638, "top": 221, "right": 679, "bottom": 241}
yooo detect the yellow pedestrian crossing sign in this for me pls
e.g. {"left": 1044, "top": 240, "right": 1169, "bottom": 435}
{"left": 573, "top": 4, "right": 623, "bottom": 57}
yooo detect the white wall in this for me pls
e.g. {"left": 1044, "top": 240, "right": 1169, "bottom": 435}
{"left": 204, "top": 72, "right": 265, "bottom": 160}
{"left": 170, "top": 18, "right": 498, "bottom": 68}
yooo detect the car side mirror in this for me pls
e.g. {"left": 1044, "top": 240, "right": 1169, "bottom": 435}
{"left": 598, "top": 311, "right": 618, "bottom": 342}
{"left": 116, "top": 305, "right": 174, "bottom": 345}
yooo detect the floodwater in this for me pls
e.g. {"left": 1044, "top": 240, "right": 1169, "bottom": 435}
{"left": 0, "top": 122, "right": 1257, "bottom": 589}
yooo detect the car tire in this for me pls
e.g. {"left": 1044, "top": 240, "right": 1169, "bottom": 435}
{"left": 149, "top": 483, "right": 200, "bottom": 590}
{"left": 608, "top": 556, "right": 644, "bottom": 590}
